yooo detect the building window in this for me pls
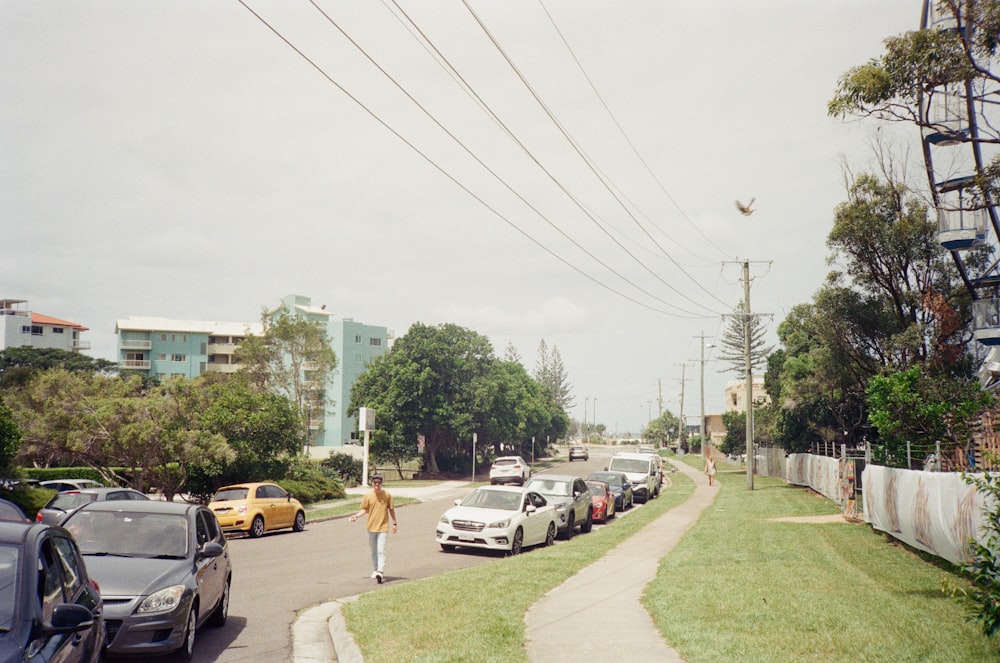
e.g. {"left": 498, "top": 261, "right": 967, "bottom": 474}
{"left": 355, "top": 335, "right": 362, "bottom": 343}
{"left": 171, "top": 354, "right": 186, "bottom": 362}
{"left": 30, "top": 326, "right": 42, "bottom": 336}
{"left": 20, "top": 325, "right": 30, "bottom": 334}
{"left": 369, "top": 338, "right": 381, "bottom": 346}
{"left": 52, "top": 327, "right": 64, "bottom": 334}
{"left": 160, "top": 334, "right": 167, "bottom": 341}
{"left": 157, "top": 353, "right": 167, "bottom": 361}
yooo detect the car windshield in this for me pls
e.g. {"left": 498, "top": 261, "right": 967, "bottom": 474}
{"left": 609, "top": 458, "right": 649, "bottom": 473}
{"left": 493, "top": 458, "right": 518, "bottom": 466}
{"left": 0, "top": 543, "right": 18, "bottom": 631}
{"left": 591, "top": 474, "right": 622, "bottom": 488}
{"left": 526, "top": 479, "right": 571, "bottom": 497}
{"left": 587, "top": 483, "right": 606, "bottom": 496}
{"left": 66, "top": 511, "right": 189, "bottom": 558}
{"left": 461, "top": 489, "right": 521, "bottom": 511}
{"left": 47, "top": 492, "right": 97, "bottom": 511}
{"left": 213, "top": 488, "right": 249, "bottom": 501}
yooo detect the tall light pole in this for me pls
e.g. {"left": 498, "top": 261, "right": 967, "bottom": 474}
{"left": 742, "top": 259, "right": 755, "bottom": 490}
{"left": 592, "top": 397, "right": 597, "bottom": 440}
{"left": 583, "top": 397, "right": 589, "bottom": 443}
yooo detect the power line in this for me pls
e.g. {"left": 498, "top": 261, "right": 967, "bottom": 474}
{"left": 236, "top": 0, "right": 710, "bottom": 318}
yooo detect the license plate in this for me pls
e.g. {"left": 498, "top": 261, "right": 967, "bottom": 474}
{"left": 459, "top": 536, "right": 475, "bottom": 542}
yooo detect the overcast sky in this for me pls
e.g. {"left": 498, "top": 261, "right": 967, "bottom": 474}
{"left": 2, "top": 1, "right": 920, "bottom": 436}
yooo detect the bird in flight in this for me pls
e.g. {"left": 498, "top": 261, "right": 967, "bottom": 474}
{"left": 735, "top": 198, "right": 756, "bottom": 216}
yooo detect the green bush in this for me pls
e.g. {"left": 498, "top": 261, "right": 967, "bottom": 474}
{"left": 24, "top": 467, "right": 111, "bottom": 485}
{"left": 0, "top": 486, "right": 54, "bottom": 520}
{"left": 281, "top": 459, "right": 345, "bottom": 504}
{"left": 321, "top": 452, "right": 363, "bottom": 486}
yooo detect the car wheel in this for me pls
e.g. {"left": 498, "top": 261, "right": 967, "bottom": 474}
{"left": 180, "top": 605, "right": 198, "bottom": 660}
{"left": 208, "top": 577, "right": 230, "bottom": 628}
{"left": 440, "top": 544, "right": 456, "bottom": 552}
{"left": 581, "top": 510, "right": 593, "bottom": 533}
{"left": 510, "top": 527, "right": 524, "bottom": 555}
{"left": 562, "top": 513, "right": 575, "bottom": 540}
{"left": 293, "top": 511, "right": 306, "bottom": 532}
{"left": 544, "top": 521, "right": 556, "bottom": 547}
{"left": 249, "top": 515, "right": 265, "bottom": 538}
{"left": 490, "top": 479, "right": 497, "bottom": 485}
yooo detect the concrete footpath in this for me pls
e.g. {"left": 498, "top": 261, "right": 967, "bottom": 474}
{"left": 524, "top": 458, "right": 716, "bottom": 661}
{"left": 293, "top": 462, "right": 716, "bottom": 662}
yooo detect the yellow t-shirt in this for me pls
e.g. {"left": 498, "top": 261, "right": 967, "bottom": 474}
{"left": 361, "top": 490, "right": 394, "bottom": 533}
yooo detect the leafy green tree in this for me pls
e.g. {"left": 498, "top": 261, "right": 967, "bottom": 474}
{"left": 865, "top": 366, "right": 993, "bottom": 467}
{"left": 0, "top": 347, "right": 116, "bottom": 389}
{"left": 184, "top": 376, "right": 303, "bottom": 499}
{"left": 719, "top": 411, "right": 747, "bottom": 457}
{"left": 350, "top": 323, "right": 494, "bottom": 474}
{"left": 0, "top": 399, "right": 20, "bottom": 478}
{"left": 236, "top": 308, "right": 337, "bottom": 445}
{"left": 642, "top": 411, "right": 680, "bottom": 448}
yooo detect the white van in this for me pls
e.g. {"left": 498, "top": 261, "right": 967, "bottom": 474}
{"left": 607, "top": 453, "right": 659, "bottom": 503}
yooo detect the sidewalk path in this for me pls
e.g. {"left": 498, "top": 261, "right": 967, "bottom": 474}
{"left": 524, "top": 458, "right": 717, "bottom": 662}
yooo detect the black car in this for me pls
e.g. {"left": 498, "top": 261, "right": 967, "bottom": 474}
{"left": 587, "top": 471, "right": 634, "bottom": 511}
{"left": 63, "top": 500, "right": 231, "bottom": 660}
{"left": 0, "top": 521, "right": 106, "bottom": 663}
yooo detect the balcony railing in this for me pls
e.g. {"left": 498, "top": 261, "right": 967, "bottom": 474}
{"left": 121, "top": 339, "right": 152, "bottom": 350}
{"left": 119, "top": 359, "right": 151, "bottom": 370}
{"left": 72, "top": 340, "right": 91, "bottom": 350}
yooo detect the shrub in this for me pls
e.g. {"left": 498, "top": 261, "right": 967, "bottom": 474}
{"left": 955, "top": 468, "right": 1000, "bottom": 637}
{"left": 321, "top": 452, "right": 363, "bottom": 487}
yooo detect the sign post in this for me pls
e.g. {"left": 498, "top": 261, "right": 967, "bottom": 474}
{"left": 359, "top": 407, "right": 375, "bottom": 487}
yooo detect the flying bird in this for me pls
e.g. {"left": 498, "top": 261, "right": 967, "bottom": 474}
{"left": 735, "top": 198, "right": 756, "bottom": 216}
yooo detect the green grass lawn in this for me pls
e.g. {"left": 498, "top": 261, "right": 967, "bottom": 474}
{"left": 341, "top": 460, "right": 996, "bottom": 661}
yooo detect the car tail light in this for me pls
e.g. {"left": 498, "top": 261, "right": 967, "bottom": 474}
{"left": 35, "top": 512, "right": 42, "bottom": 522}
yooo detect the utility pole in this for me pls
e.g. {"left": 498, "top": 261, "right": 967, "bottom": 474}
{"left": 657, "top": 380, "right": 663, "bottom": 418}
{"left": 742, "top": 259, "right": 754, "bottom": 490}
{"left": 694, "top": 332, "right": 713, "bottom": 457}
{"left": 675, "top": 363, "right": 689, "bottom": 450}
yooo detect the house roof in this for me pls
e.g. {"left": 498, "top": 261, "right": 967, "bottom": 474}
{"left": 115, "top": 316, "right": 262, "bottom": 337}
{"left": 32, "top": 312, "right": 88, "bottom": 332}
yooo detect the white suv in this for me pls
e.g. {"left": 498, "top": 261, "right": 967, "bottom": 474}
{"left": 489, "top": 456, "right": 531, "bottom": 485}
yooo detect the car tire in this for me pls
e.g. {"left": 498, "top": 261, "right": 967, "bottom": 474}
{"left": 440, "top": 544, "right": 456, "bottom": 552}
{"left": 562, "top": 513, "right": 574, "bottom": 540}
{"left": 208, "top": 577, "right": 230, "bottom": 628}
{"left": 293, "top": 511, "right": 306, "bottom": 532}
{"left": 180, "top": 604, "right": 198, "bottom": 660}
{"left": 581, "top": 511, "right": 593, "bottom": 533}
{"left": 544, "top": 521, "right": 556, "bottom": 547}
{"left": 249, "top": 515, "right": 265, "bottom": 538}
{"left": 510, "top": 527, "right": 524, "bottom": 555}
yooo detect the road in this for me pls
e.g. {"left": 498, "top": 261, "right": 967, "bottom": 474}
{"left": 109, "top": 449, "right": 619, "bottom": 663}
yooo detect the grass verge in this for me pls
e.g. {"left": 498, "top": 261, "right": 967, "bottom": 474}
{"left": 646, "top": 459, "right": 995, "bottom": 661}
{"left": 342, "top": 474, "right": 696, "bottom": 663}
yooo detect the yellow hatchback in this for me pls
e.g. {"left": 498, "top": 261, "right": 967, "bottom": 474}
{"left": 208, "top": 482, "right": 306, "bottom": 538}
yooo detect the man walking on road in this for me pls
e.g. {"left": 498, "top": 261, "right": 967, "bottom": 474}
{"left": 349, "top": 474, "right": 397, "bottom": 583}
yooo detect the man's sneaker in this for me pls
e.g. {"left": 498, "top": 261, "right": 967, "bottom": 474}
{"left": 370, "top": 571, "right": 379, "bottom": 579}
{"left": 376, "top": 571, "right": 384, "bottom": 584}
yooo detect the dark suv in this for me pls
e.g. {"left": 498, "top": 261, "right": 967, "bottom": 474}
{"left": 524, "top": 475, "right": 592, "bottom": 539}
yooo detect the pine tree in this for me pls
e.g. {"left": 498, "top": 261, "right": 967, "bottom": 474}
{"left": 533, "top": 340, "right": 574, "bottom": 410}
{"left": 503, "top": 342, "right": 522, "bottom": 364}
{"left": 717, "top": 302, "right": 773, "bottom": 376}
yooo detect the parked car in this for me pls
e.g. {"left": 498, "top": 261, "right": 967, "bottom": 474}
{"left": 587, "top": 471, "right": 634, "bottom": 511}
{"left": 0, "top": 498, "right": 27, "bottom": 522}
{"left": 0, "top": 521, "right": 106, "bottom": 663}
{"left": 607, "top": 453, "right": 660, "bottom": 503}
{"left": 488, "top": 456, "right": 531, "bottom": 485}
{"left": 523, "top": 475, "right": 593, "bottom": 539}
{"left": 36, "top": 486, "right": 149, "bottom": 525}
{"left": 436, "top": 485, "right": 557, "bottom": 555}
{"left": 635, "top": 447, "right": 667, "bottom": 485}
{"left": 568, "top": 445, "right": 589, "bottom": 461}
{"left": 62, "top": 500, "right": 231, "bottom": 659}
{"left": 39, "top": 479, "right": 104, "bottom": 492}
{"left": 209, "top": 482, "right": 306, "bottom": 538}
{"left": 586, "top": 480, "right": 615, "bottom": 523}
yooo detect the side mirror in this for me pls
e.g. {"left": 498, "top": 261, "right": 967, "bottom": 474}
{"left": 37, "top": 603, "right": 94, "bottom": 636}
{"left": 525, "top": 505, "right": 537, "bottom": 515}
{"left": 198, "top": 541, "right": 224, "bottom": 560}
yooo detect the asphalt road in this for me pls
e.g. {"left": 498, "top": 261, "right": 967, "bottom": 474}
{"left": 108, "top": 450, "right": 617, "bottom": 663}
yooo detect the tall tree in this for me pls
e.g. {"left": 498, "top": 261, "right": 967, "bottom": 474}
{"left": 502, "top": 342, "right": 522, "bottom": 364}
{"left": 0, "top": 399, "right": 19, "bottom": 478}
{"left": 235, "top": 308, "right": 337, "bottom": 446}
{"left": 533, "top": 339, "right": 574, "bottom": 410}
{"left": 716, "top": 302, "right": 774, "bottom": 376}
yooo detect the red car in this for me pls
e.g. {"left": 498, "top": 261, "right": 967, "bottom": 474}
{"left": 586, "top": 480, "right": 616, "bottom": 523}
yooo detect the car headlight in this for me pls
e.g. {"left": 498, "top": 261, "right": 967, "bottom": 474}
{"left": 137, "top": 585, "right": 186, "bottom": 614}
{"left": 488, "top": 518, "right": 510, "bottom": 529}
{"left": 439, "top": 515, "right": 451, "bottom": 525}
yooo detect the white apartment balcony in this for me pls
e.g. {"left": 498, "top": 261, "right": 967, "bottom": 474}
{"left": 206, "top": 364, "right": 240, "bottom": 374}
{"left": 72, "top": 340, "right": 91, "bottom": 350}
{"left": 121, "top": 339, "right": 152, "bottom": 350}
{"left": 120, "top": 359, "right": 151, "bottom": 370}
{"left": 207, "top": 342, "right": 237, "bottom": 355}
